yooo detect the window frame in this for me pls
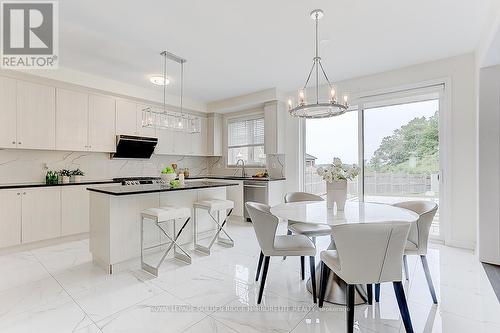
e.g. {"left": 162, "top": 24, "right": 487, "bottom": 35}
{"left": 226, "top": 115, "right": 266, "bottom": 167}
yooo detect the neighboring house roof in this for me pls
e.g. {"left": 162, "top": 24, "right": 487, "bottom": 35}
{"left": 305, "top": 153, "right": 317, "bottom": 161}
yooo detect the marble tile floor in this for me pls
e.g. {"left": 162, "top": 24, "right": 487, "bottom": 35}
{"left": 0, "top": 218, "right": 499, "bottom": 333}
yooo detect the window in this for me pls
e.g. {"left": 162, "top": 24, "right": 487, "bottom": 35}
{"left": 227, "top": 117, "right": 266, "bottom": 166}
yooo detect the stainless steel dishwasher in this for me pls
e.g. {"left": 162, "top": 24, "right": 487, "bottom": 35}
{"left": 243, "top": 180, "right": 268, "bottom": 222}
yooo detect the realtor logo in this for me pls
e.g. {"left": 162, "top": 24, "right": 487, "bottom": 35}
{"left": 1, "top": 1, "right": 58, "bottom": 68}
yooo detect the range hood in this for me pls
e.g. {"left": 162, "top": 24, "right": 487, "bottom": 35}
{"left": 111, "top": 135, "right": 158, "bottom": 159}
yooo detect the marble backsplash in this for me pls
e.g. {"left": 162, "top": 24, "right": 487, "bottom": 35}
{"left": 0, "top": 149, "right": 286, "bottom": 184}
{"left": 0, "top": 149, "right": 210, "bottom": 184}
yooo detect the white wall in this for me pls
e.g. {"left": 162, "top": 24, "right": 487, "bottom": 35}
{"left": 477, "top": 65, "right": 500, "bottom": 264}
{"left": 284, "top": 53, "right": 477, "bottom": 249}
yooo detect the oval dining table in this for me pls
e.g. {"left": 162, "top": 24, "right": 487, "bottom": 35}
{"left": 270, "top": 200, "right": 419, "bottom": 305}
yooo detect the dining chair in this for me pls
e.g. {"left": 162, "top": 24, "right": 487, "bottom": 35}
{"left": 318, "top": 222, "right": 414, "bottom": 333}
{"left": 375, "top": 201, "right": 439, "bottom": 304}
{"left": 283, "top": 192, "right": 332, "bottom": 280}
{"left": 246, "top": 201, "right": 317, "bottom": 304}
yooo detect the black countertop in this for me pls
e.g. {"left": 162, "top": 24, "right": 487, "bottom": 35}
{"left": 87, "top": 180, "right": 239, "bottom": 196}
{"left": 0, "top": 179, "right": 120, "bottom": 190}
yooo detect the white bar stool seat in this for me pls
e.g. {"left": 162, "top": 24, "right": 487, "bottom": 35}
{"left": 193, "top": 199, "right": 234, "bottom": 254}
{"left": 141, "top": 205, "right": 192, "bottom": 277}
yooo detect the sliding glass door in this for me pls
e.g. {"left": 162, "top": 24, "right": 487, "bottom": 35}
{"left": 303, "top": 88, "right": 444, "bottom": 239}
{"left": 304, "top": 109, "right": 359, "bottom": 200}
{"left": 363, "top": 99, "right": 441, "bottom": 237}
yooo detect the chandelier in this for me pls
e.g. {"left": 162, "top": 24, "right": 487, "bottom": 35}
{"left": 288, "top": 9, "right": 349, "bottom": 119}
{"left": 142, "top": 51, "right": 200, "bottom": 133}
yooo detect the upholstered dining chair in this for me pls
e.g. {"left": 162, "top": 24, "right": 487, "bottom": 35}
{"left": 283, "top": 192, "right": 332, "bottom": 279}
{"left": 375, "top": 201, "right": 439, "bottom": 304}
{"left": 318, "top": 222, "right": 414, "bottom": 333}
{"left": 246, "top": 201, "right": 317, "bottom": 304}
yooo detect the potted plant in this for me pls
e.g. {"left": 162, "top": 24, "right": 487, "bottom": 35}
{"left": 45, "top": 170, "right": 58, "bottom": 185}
{"left": 58, "top": 169, "right": 71, "bottom": 184}
{"left": 70, "top": 169, "right": 85, "bottom": 183}
{"left": 161, "top": 166, "right": 177, "bottom": 182}
{"left": 317, "top": 157, "right": 359, "bottom": 211}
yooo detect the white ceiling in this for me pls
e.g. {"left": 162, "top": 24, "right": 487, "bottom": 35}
{"left": 60, "top": 0, "right": 491, "bottom": 103}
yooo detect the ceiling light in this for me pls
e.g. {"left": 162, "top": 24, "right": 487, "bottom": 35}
{"left": 149, "top": 76, "right": 170, "bottom": 86}
{"left": 288, "top": 9, "right": 348, "bottom": 119}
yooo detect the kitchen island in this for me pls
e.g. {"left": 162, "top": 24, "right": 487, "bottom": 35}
{"left": 87, "top": 180, "right": 238, "bottom": 273}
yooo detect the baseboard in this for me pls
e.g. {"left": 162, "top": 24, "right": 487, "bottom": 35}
{"left": 0, "top": 233, "right": 89, "bottom": 256}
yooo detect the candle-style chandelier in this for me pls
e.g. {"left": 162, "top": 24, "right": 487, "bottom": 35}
{"left": 288, "top": 9, "right": 349, "bottom": 119}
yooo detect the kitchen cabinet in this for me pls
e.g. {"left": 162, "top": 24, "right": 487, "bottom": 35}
{"left": 16, "top": 80, "right": 56, "bottom": 150}
{"left": 207, "top": 113, "right": 222, "bottom": 156}
{"left": 56, "top": 89, "right": 89, "bottom": 151}
{"left": 264, "top": 101, "right": 286, "bottom": 154}
{"left": 21, "top": 187, "right": 61, "bottom": 243}
{"left": 56, "top": 90, "right": 116, "bottom": 152}
{"left": 0, "top": 189, "right": 22, "bottom": 247}
{"left": 0, "top": 77, "right": 17, "bottom": 149}
{"left": 192, "top": 117, "right": 208, "bottom": 155}
{"left": 89, "top": 94, "right": 116, "bottom": 152}
{"left": 136, "top": 104, "right": 156, "bottom": 137}
{"left": 116, "top": 99, "right": 138, "bottom": 136}
{"left": 61, "top": 186, "right": 89, "bottom": 236}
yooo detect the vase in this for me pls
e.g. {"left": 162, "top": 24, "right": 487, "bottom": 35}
{"left": 71, "top": 175, "right": 83, "bottom": 183}
{"left": 326, "top": 180, "right": 347, "bottom": 211}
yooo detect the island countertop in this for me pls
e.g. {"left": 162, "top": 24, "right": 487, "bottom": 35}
{"left": 87, "top": 180, "right": 239, "bottom": 196}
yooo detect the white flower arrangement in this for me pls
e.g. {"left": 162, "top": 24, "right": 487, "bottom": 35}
{"left": 317, "top": 157, "right": 360, "bottom": 183}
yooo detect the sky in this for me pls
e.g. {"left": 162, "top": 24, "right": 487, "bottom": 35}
{"left": 306, "top": 99, "right": 439, "bottom": 165}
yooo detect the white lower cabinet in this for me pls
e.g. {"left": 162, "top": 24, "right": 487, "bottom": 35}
{"left": 22, "top": 187, "right": 61, "bottom": 243}
{"left": 0, "top": 189, "right": 22, "bottom": 247}
{"left": 61, "top": 186, "right": 89, "bottom": 236}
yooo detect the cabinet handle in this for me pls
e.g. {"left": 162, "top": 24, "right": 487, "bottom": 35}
{"left": 17, "top": 192, "right": 20, "bottom": 195}
{"left": 12, "top": 141, "right": 15, "bottom": 144}
{"left": 18, "top": 142, "right": 21, "bottom": 145}
{"left": 23, "top": 192, "right": 26, "bottom": 195}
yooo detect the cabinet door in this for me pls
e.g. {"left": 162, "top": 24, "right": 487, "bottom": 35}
{"left": 56, "top": 88, "right": 89, "bottom": 151}
{"left": 17, "top": 81, "right": 56, "bottom": 150}
{"left": 89, "top": 94, "right": 116, "bottom": 152}
{"left": 0, "top": 77, "right": 17, "bottom": 149}
{"left": 0, "top": 189, "right": 22, "bottom": 248}
{"left": 116, "top": 100, "right": 138, "bottom": 135}
{"left": 136, "top": 104, "right": 156, "bottom": 138}
{"left": 21, "top": 187, "right": 61, "bottom": 243}
{"left": 61, "top": 186, "right": 89, "bottom": 236}
{"left": 155, "top": 128, "right": 175, "bottom": 155}
{"left": 174, "top": 130, "right": 192, "bottom": 155}
{"left": 192, "top": 117, "right": 207, "bottom": 155}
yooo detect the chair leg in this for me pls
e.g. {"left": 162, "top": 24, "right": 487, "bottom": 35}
{"left": 346, "top": 284, "right": 355, "bottom": 333}
{"left": 403, "top": 255, "right": 409, "bottom": 281}
{"left": 318, "top": 262, "right": 330, "bottom": 308}
{"left": 367, "top": 284, "right": 373, "bottom": 305}
{"left": 420, "top": 255, "right": 438, "bottom": 304}
{"left": 309, "top": 256, "right": 317, "bottom": 303}
{"left": 393, "top": 281, "right": 414, "bottom": 333}
{"left": 257, "top": 256, "right": 270, "bottom": 304}
{"left": 255, "top": 251, "right": 264, "bottom": 281}
{"left": 283, "top": 230, "right": 292, "bottom": 260}
{"left": 300, "top": 256, "right": 305, "bottom": 280}
{"left": 375, "top": 283, "right": 380, "bottom": 302}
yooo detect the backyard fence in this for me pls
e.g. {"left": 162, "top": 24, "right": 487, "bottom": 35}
{"left": 304, "top": 166, "right": 439, "bottom": 197}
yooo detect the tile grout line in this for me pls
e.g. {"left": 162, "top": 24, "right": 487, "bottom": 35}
{"left": 29, "top": 250, "right": 103, "bottom": 332}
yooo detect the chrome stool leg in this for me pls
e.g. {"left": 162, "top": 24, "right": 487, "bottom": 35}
{"left": 141, "top": 215, "right": 191, "bottom": 277}
{"left": 194, "top": 208, "right": 234, "bottom": 255}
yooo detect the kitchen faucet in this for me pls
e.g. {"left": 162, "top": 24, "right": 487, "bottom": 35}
{"left": 236, "top": 158, "right": 247, "bottom": 177}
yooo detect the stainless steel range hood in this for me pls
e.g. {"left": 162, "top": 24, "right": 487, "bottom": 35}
{"left": 111, "top": 135, "right": 158, "bottom": 159}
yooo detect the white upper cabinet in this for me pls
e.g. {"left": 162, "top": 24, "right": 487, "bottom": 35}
{"left": 56, "top": 88, "right": 89, "bottom": 151}
{"left": 192, "top": 117, "right": 208, "bottom": 155}
{"left": 264, "top": 101, "right": 286, "bottom": 154}
{"left": 207, "top": 113, "right": 222, "bottom": 156}
{"left": 116, "top": 100, "right": 139, "bottom": 136}
{"left": 0, "top": 77, "right": 17, "bottom": 149}
{"left": 16, "top": 80, "right": 56, "bottom": 150}
{"left": 89, "top": 94, "right": 116, "bottom": 152}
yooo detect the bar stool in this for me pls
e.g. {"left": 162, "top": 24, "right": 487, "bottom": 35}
{"left": 193, "top": 199, "right": 234, "bottom": 254}
{"left": 141, "top": 206, "right": 191, "bottom": 277}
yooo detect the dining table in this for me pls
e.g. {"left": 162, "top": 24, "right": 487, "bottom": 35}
{"left": 270, "top": 200, "right": 419, "bottom": 305}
